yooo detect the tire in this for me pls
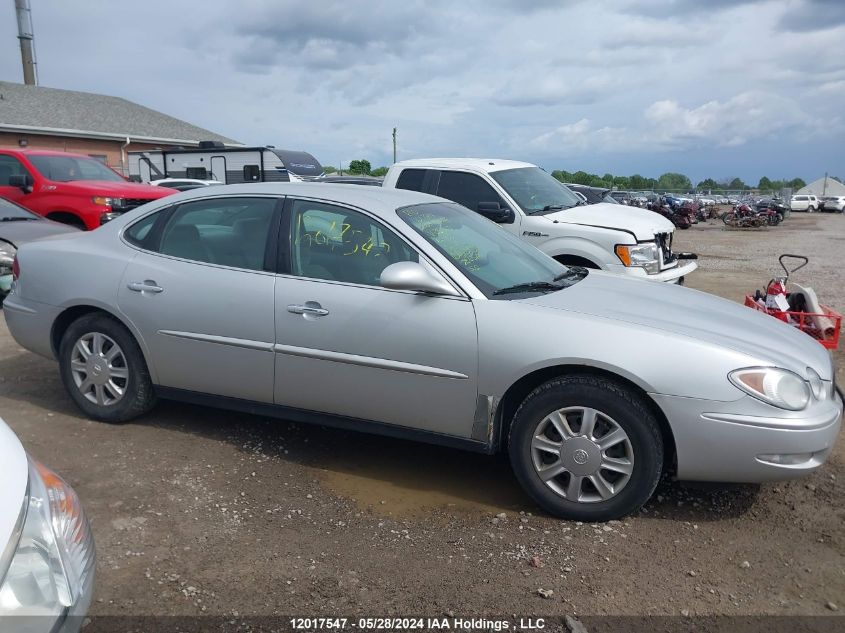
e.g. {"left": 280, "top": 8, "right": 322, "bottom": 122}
{"left": 508, "top": 375, "right": 663, "bottom": 522}
{"left": 59, "top": 313, "right": 156, "bottom": 423}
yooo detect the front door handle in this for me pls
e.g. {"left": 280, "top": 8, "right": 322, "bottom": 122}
{"left": 287, "top": 302, "right": 329, "bottom": 317}
{"left": 128, "top": 280, "right": 164, "bottom": 293}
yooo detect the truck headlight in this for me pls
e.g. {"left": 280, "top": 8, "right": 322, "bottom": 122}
{"left": 729, "top": 367, "right": 810, "bottom": 411}
{"left": 615, "top": 243, "right": 660, "bottom": 274}
{"left": 0, "top": 459, "right": 95, "bottom": 619}
{"left": 92, "top": 196, "right": 124, "bottom": 208}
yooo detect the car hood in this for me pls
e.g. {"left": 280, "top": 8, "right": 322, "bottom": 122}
{"left": 522, "top": 271, "right": 834, "bottom": 380}
{"left": 543, "top": 202, "right": 674, "bottom": 240}
{"left": 0, "top": 219, "right": 80, "bottom": 247}
{"left": 0, "top": 418, "right": 28, "bottom": 574}
{"left": 53, "top": 180, "right": 176, "bottom": 198}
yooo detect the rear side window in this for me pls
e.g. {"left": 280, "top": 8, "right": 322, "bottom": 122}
{"left": 186, "top": 167, "right": 208, "bottom": 179}
{"left": 436, "top": 171, "right": 505, "bottom": 212}
{"left": 125, "top": 213, "right": 160, "bottom": 247}
{"left": 157, "top": 197, "right": 278, "bottom": 271}
{"left": 395, "top": 168, "right": 426, "bottom": 192}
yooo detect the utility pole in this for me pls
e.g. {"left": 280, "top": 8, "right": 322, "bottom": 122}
{"left": 392, "top": 127, "right": 397, "bottom": 164}
{"left": 14, "top": 0, "right": 38, "bottom": 86}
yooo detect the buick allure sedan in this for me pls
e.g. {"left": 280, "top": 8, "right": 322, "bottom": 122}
{"left": 4, "top": 184, "right": 842, "bottom": 521}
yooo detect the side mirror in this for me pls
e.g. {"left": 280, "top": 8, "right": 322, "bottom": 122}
{"left": 380, "top": 261, "right": 457, "bottom": 296}
{"left": 8, "top": 174, "right": 34, "bottom": 192}
{"left": 477, "top": 201, "right": 515, "bottom": 224}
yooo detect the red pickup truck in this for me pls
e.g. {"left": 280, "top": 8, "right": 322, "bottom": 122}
{"left": 0, "top": 149, "right": 176, "bottom": 230}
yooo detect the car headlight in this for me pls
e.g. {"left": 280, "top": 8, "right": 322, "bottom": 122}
{"left": 0, "top": 242, "right": 15, "bottom": 276}
{"left": 729, "top": 367, "right": 811, "bottom": 411}
{"left": 0, "top": 459, "right": 95, "bottom": 619}
{"left": 615, "top": 243, "right": 660, "bottom": 274}
{"left": 92, "top": 196, "right": 124, "bottom": 208}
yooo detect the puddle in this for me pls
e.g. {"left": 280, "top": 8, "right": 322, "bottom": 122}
{"left": 311, "top": 434, "right": 531, "bottom": 517}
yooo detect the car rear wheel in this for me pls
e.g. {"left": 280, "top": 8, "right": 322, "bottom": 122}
{"left": 508, "top": 375, "right": 663, "bottom": 521}
{"left": 59, "top": 313, "right": 156, "bottom": 423}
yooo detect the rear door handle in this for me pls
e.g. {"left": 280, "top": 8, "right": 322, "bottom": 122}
{"left": 287, "top": 303, "right": 329, "bottom": 317}
{"left": 128, "top": 281, "right": 164, "bottom": 293}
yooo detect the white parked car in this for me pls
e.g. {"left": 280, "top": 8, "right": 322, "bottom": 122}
{"left": 383, "top": 159, "right": 697, "bottom": 284}
{"left": 0, "top": 417, "right": 95, "bottom": 631}
{"left": 821, "top": 195, "right": 845, "bottom": 213}
{"left": 149, "top": 178, "right": 222, "bottom": 192}
{"left": 790, "top": 194, "right": 820, "bottom": 212}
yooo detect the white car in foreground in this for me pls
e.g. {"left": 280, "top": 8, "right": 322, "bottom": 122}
{"left": 0, "top": 418, "right": 95, "bottom": 631}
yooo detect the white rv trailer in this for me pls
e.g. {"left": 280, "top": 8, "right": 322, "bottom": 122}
{"left": 128, "top": 142, "right": 324, "bottom": 184}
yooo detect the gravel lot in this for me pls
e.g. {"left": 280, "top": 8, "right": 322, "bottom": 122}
{"left": 1, "top": 212, "right": 843, "bottom": 625}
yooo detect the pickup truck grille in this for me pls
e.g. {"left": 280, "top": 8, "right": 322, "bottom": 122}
{"left": 121, "top": 198, "right": 156, "bottom": 211}
{"left": 656, "top": 232, "right": 677, "bottom": 268}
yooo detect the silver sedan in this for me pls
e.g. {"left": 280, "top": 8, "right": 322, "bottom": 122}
{"left": 3, "top": 184, "right": 842, "bottom": 521}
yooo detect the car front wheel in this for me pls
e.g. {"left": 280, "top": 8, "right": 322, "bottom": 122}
{"left": 508, "top": 375, "right": 663, "bottom": 521}
{"left": 59, "top": 313, "right": 156, "bottom": 423}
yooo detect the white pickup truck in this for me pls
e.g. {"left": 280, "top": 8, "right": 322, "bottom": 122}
{"left": 382, "top": 159, "right": 697, "bottom": 283}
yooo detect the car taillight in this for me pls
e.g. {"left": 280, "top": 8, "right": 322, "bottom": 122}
{"left": 12, "top": 255, "right": 20, "bottom": 281}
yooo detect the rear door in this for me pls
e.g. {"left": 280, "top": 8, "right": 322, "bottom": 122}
{"left": 117, "top": 195, "right": 281, "bottom": 402}
{"left": 273, "top": 197, "right": 480, "bottom": 437}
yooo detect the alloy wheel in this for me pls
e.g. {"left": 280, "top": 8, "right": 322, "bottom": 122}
{"left": 530, "top": 406, "right": 634, "bottom": 503}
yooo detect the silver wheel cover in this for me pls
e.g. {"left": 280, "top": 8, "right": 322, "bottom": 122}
{"left": 530, "top": 406, "right": 634, "bottom": 503}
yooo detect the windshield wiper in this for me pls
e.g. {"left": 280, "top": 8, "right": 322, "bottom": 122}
{"left": 493, "top": 281, "right": 562, "bottom": 296}
{"left": 0, "top": 217, "right": 37, "bottom": 222}
{"left": 553, "top": 267, "right": 587, "bottom": 281}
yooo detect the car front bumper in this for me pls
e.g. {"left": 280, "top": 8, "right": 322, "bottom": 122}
{"left": 652, "top": 391, "right": 843, "bottom": 482}
{"left": 610, "top": 259, "right": 698, "bottom": 284}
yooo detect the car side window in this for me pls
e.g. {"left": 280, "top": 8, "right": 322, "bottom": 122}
{"left": 125, "top": 212, "right": 160, "bottom": 247}
{"left": 435, "top": 171, "right": 505, "bottom": 213}
{"left": 395, "top": 168, "right": 426, "bottom": 192}
{"left": 158, "top": 197, "right": 277, "bottom": 271}
{"left": 289, "top": 200, "right": 418, "bottom": 286}
{"left": 0, "top": 155, "right": 28, "bottom": 185}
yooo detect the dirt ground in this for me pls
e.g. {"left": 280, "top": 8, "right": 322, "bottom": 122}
{"left": 1, "top": 212, "right": 843, "bottom": 624}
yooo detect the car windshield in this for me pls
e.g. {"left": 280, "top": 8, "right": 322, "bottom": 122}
{"left": 28, "top": 155, "right": 125, "bottom": 183}
{"left": 0, "top": 197, "right": 40, "bottom": 220}
{"left": 396, "top": 202, "right": 587, "bottom": 299}
{"left": 490, "top": 167, "right": 582, "bottom": 215}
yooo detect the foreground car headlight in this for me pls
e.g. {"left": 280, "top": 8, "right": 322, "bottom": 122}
{"left": 92, "top": 196, "right": 124, "bottom": 208}
{"left": 729, "top": 367, "right": 810, "bottom": 411}
{"left": 0, "top": 459, "right": 95, "bottom": 619}
{"left": 0, "top": 242, "right": 16, "bottom": 276}
{"left": 615, "top": 243, "right": 660, "bottom": 273}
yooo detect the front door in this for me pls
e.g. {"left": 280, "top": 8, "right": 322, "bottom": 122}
{"left": 273, "top": 198, "right": 480, "bottom": 437}
{"left": 117, "top": 195, "right": 281, "bottom": 402}
{"left": 211, "top": 156, "right": 227, "bottom": 184}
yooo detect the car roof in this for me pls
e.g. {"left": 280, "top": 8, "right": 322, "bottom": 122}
{"left": 392, "top": 158, "right": 536, "bottom": 173}
{"left": 0, "top": 148, "right": 94, "bottom": 159}
{"left": 164, "top": 181, "right": 447, "bottom": 214}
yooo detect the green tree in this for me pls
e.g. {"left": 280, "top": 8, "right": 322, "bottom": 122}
{"left": 347, "top": 159, "right": 372, "bottom": 175}
{"left": 728, "top": 177, "right": 746, "bottom": 190}
{"left": 757, "top": 176, "right": 772, "bottom": 191}
{"left": 551, "top": 169, "right": 572, "bottom": 183}
{"left": 370, "top": 166, "right": 389, "bottom": 177}
{"left": 323, "top": 166, "right": 337, "bottom": 174}
{"left": 613, "top": 176, "right": 630, "bottom": 189}
{"left": 656, "top": 172, "right": 692, "bottom": 192}
{"left": 697, "top": 178, "right": 719, "bottom": 191}
{"left": 789, "top": 177, "right": 806, "bottom": 190}
{"left": 629, "top": 174, "right": 649, "bottom": 190}
{"left": 570, "top": 170, "right": 592, "bottom": 185}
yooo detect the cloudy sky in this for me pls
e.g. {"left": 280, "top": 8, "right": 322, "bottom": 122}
{"left": 1, "top": 0, "right": 843, "bottom": 182}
